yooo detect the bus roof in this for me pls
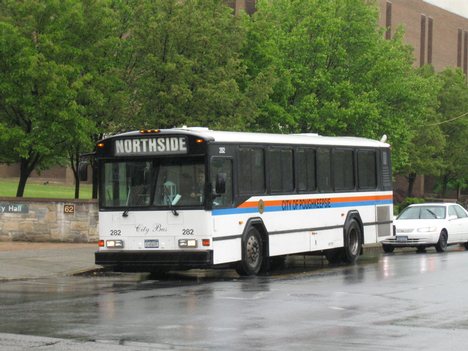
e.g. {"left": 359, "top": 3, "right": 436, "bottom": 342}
{"left": 114, "top": 127, "right": 390, "bottom": 148}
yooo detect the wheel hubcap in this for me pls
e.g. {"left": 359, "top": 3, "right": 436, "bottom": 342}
{"left": 246, "top": 235, "right": 260, "bottom": 266}
{"left": 349, "top": 229, "right": 359, "bottom": 255}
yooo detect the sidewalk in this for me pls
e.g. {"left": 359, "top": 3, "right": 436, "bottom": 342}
{"left": 0, "top": 242, "right": 100, "bottom": 281}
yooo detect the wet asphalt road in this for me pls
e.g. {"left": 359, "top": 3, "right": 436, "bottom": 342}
{"left": 1, "top": 247, "right": 468, "bottom": 350}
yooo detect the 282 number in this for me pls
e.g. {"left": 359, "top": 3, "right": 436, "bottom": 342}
{"left": 110, "top": 230, "right": 121, "bottom": 236}
{"left": 182, "top": 229, "right": 194, "bottom": 235}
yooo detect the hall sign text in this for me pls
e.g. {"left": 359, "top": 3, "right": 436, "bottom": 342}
{"left": 114, "top": 137, "right": 188, "bottom": 156}
{"left": 0, "top": 204, "right": 29, "bottom": 214}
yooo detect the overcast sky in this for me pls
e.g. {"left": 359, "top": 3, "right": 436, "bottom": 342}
{"left": 424, "top": 0, "right": 468, "bottom": 18}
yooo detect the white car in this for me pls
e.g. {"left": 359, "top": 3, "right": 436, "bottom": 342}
{"left": 381, "top": 203, "right": 468, "bottom": 253}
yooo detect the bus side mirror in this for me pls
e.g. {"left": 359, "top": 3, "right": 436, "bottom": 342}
{"left": 215, "top": 173, "right": 226, "bottom": 195}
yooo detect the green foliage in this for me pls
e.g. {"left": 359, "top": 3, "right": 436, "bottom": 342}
{"left": 397, "top": 65, "right": 445, "bottom": 185}
{"left": 127, "top": 0, "right": 267, "bottom": 130}
{"left": 436, "top": 68, "right": 468, "bottom": 193}
{"left": 243, "top": 0, "right": 438, "bottom": 172}
{"left": 0, "top": 0, "right": 127, "bottom": 196}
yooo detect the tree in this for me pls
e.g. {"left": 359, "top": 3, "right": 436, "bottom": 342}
{"left": 243, "top": 0, "right": 438, "bottom": 172}
{"left": 127, "top": 0, "right": 268, "bottom": 130}
{"left": 0, "top": 0, "right": 129, "bottom": 198}
{"left": 0, "top": 2, "right": 87, "bottom": 196}
{"left": 436, "top": 68, "right": 468, "bottom": 199}
{"left": 59, "top": 0, "right": 133, "bottom": 199}
{"left": 396, "top": 65, "right": 445, "bottom": 197}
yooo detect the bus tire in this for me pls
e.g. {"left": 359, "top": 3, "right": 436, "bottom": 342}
{"left": 236, "top": 227, "right": 263, "bottom": 276}
{"left": 342, "top": 220, "right": 362, "bottom": 264}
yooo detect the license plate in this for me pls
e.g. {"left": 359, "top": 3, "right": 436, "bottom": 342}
{"left": 144, "top": 239, "right": 159, "bottom": 248}
{"left": 396, "top": 236, "right": 408, "bottom": 242}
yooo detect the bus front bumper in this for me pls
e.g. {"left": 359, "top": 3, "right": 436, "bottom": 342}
{"left": 95, "top": 250, "right": 213, "bottom": 272}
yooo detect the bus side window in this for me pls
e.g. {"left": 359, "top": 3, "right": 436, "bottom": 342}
{"left": 210, "top": 158, "right": 233, "bottom": 208}
{"left": 317, "top": 148, "right": 332, "bottom": 192}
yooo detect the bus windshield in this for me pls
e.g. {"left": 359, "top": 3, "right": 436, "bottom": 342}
{"left": 101, "top": 158, "right": 205, "bottom": 209}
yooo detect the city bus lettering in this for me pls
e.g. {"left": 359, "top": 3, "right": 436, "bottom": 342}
{"left": 281, "top": 198, "right": 331, "bottom": 211}
{"left": 115, "top": 137, "right": 187, "bottom": 156}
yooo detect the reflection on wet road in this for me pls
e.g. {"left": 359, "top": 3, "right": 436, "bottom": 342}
{"left": 1, "top": 247, "right": 468, "bottom": 350}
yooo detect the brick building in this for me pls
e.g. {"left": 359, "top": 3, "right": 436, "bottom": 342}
{"left": 379, "top": 0, "right": 468, "bottom": 72}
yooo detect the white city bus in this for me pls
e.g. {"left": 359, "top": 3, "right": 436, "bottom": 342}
{"left": 94, "top": 127, "right": 393, "bottom": 275}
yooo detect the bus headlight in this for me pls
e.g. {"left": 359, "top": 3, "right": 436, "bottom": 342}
{"left": 106, "top": 240, "right": 124, "bottom": 248}
{"left": 179, "top": 239, "right": 197, "bottom": 248}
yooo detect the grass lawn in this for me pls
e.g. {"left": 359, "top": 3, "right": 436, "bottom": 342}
{"left": 0, "top": 178, "right": 93, "bottom": 199}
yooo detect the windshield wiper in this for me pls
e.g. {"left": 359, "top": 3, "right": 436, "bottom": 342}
{"left": 426, "top": 209, "right": 438, "bottom": 218}
{"left": 165, "top": 195, "right": 179, "bottom": 216}
{"left": 163, "top": 186, "right": 179, "bottom": 216}
{"left": 122, "top": 208, "right": 130, "bottom": 217}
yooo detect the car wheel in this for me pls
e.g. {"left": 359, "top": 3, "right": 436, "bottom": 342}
{"left": 236, "top": 227, "right": 263, "bottom": 276}
{"left": 382, "top": 244, "right": 394, "bottom": 253}
{"left": 435, "top": 231, "right": 448, "bottom": 253}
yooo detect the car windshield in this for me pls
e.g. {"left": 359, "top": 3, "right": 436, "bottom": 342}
{"left": 397, "top": 206, "right": 446, "bottom": 220}
{"left": 100, "top": 158, "right": 205, "bottom": 208}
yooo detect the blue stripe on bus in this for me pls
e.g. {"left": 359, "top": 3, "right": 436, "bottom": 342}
{"left": 212, "top": 199, "right": 393, "bottom": 216}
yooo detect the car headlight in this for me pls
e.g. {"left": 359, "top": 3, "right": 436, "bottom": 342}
{"left": 417, "top": 227, "right": 437, "bottom": 233}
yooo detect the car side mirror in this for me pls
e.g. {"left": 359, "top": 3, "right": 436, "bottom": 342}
{"left": 215, "top": 173, "right": 226, "bottom": 195}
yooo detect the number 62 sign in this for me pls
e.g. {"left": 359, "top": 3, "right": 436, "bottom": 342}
{"left": 64, "top": 204, "right": 75, "bottom": 214}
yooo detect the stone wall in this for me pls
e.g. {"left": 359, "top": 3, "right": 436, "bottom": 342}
{"left": 0, "top": 198, "right": 98, "bottom": 242}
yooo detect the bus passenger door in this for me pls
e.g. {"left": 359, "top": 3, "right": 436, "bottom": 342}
{"left": 210, "top": 157, "right": 238, "bottom": 264}
{"left": 210, "top": 157, "right": 233, "bottom": 210}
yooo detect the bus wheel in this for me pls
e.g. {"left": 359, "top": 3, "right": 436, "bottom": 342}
{"left": 236, "top": 227, "right": 263, "bottom": 276}
{"left": 342, "top": 220, "right": 362, "bottom": 264}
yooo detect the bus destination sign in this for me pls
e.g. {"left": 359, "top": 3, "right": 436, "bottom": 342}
{"left": 114, "top": 137, "right": 188, "bottom": 156}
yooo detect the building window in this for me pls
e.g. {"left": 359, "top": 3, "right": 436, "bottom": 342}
{"left": 385, "top": 1, "right": 392, "bottom": 40}
{"left": 420, "top": 14, "right": 426, "bottom": 66}
{"left": 427, "top": 17, "right": 433, "bottom": 64}
{"left": 458, "top": 29, "right": 463, "bottom": 68}
{"left": 464, "top": 31, "right": 468, "bottom": 74}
